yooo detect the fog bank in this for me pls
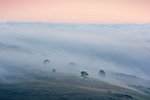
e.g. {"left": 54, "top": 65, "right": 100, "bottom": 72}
{"left": 0, "top": 22, "right": 150, "bottom": 82}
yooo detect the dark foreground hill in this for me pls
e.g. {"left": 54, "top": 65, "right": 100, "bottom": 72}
{"left": 0, "top": 73, "right": 150, "bottom": 100}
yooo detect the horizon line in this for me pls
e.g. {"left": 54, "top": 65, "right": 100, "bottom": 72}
{"left": 0, "top": 21, "right": 150, "bottom": 25}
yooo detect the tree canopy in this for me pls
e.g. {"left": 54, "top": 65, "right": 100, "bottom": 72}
{"left": 81, "top": 71, "right": 89, "bottom": 80}
{"left": 99, "top": 70, "right": 106, "bottom": 78}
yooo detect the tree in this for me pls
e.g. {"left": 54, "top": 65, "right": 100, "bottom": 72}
{"left": 68, "top": 62, "right": 76, "bottom": 67}
{"left": 52, "top": 68, "right": 56, "bottom": 73}
{"left": 81, "top": 71, "right": 89, "bottom": 80}
{"left": 99, "top": 70, "right": 106, "bottom": 78}
{"left": 67, "top": 62, "right": 77, "bottom": 73}
{"left": 43, "top": 59, "right": 50, "bottom": 66}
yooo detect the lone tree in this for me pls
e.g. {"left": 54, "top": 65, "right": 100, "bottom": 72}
{"left": 99, "top": 70, "right": 106, "bottom": 78}
{"left": 81, "top": 71, "right": 89, "bottom": 80}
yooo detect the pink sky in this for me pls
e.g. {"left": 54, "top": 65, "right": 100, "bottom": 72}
{"left": 0, "top": 0, "right": 150, "bottom": 23}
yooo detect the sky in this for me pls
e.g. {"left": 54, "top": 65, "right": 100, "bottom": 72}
{"left": 0, "top": 0, "right": 150, "bottom": 23}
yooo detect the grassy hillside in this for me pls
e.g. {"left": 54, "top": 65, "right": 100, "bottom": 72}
{"left": 0, "top": 73, "right": 150, "bottom": 100}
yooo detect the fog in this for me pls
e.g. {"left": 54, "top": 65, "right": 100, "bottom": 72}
{"left": 0, "top": 22, "right": 150, "bottom": 83}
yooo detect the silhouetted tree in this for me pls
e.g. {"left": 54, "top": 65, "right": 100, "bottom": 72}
{"left": 52, "top": 68, "right": 56, "bottom": 73}
{"left": 43, "top": 59, "right": 50, "bottom": 66}
{"left": 81, "top": 71, "right": 89, "bottom": 80}
{"left": 99, "top": 70, "right": 106, "bottom": 78}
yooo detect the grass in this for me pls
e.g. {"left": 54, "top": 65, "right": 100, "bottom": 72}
{"left": 0, "top": 73, "right": 150, "bottom": 100}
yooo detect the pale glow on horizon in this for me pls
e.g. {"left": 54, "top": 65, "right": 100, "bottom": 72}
{"left": 0, "top": 0, "right": 150, "bottom": 23}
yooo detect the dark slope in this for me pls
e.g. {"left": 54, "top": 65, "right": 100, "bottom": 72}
{"left": 0, "top": 73, "right": 150, "bottom": 100}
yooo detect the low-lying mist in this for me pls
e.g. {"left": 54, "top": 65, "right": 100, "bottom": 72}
{"left": 0, "top": 22, "right": 150, "bottom": 85}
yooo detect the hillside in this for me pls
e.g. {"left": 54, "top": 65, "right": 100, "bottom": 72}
{"left": 0, "top": 73, "right": 150, "bottom": 100}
